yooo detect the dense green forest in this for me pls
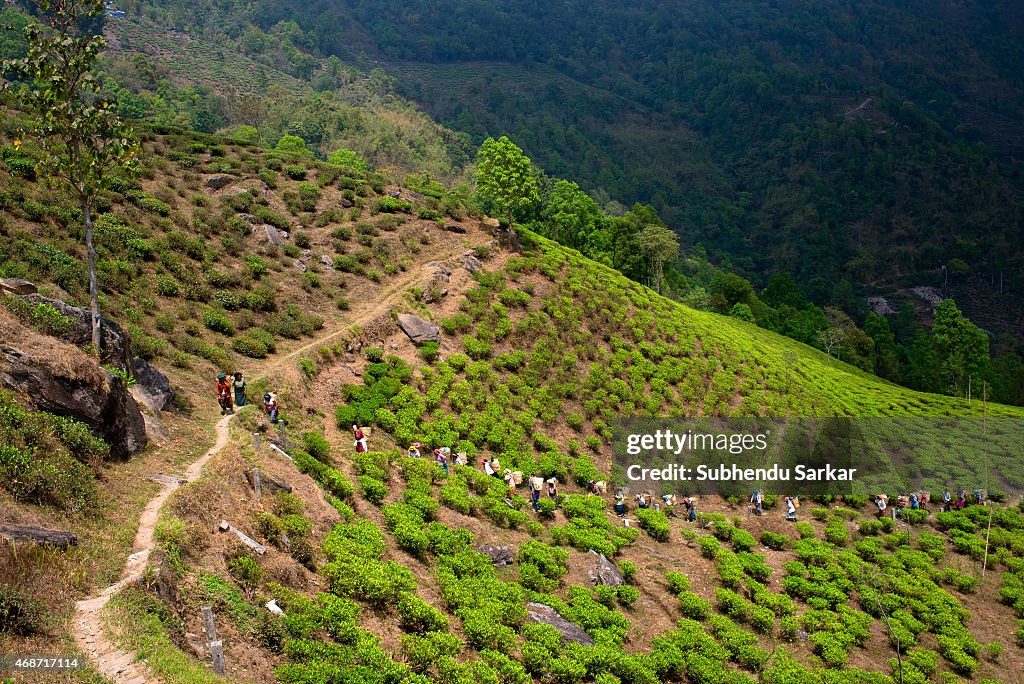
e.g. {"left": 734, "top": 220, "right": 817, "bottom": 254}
{"left": 1, "top": 0, "right": 1022, "bottom": 406}
{"left": 117, "top": 0, "right": 1024, "bottom": 292}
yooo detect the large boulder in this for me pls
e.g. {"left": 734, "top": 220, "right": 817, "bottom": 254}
{"left": 205, "top": 174, "right": 234, "bottom": 190}
{"left": 525, "top": 603, "right": 595, "bottom": 645}
{"left": 263, "top": 225, "right": 285, "bottom": 246}
{"left": 132, "top": 358, "right": 175, "bottom": 411}
{"left": 0, "top": 278, "right": 37, "bottom": 296}
{"left": 130, "top": 384, "right": 170, "bottom": 448}
{"left": 464, "top": 256, "right": 483, "bottom": 274}
{"left": 396, "top": 314, "right": 440, "bottom": 344}
{"left": 21, "top": 294, "right": 132, "bottom": 371}
{"left": 587, "top": 551, "right": 625, "bottom": 587}
{"left": 0, "top": 343, "right": 147, "bottom": 458}
{"left": 477, "top": 545, "right": 514, "bottom": 568}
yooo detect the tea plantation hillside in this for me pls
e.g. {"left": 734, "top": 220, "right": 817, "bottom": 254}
{"left": 2, "top": 114, "right": 1024, "bottom": 683}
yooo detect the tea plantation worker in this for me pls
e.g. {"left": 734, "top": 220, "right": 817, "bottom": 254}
{"left": 352, "top": 424, "right": 368, "bottom": 453}
{"left": 484, "top": 457, "right": 502, "bottom": 478}
{"left": 529, "top": 472, "right": 544, "bottom": 511}
{"left": 614, "top": 489, "right": 627, "bottom": 517}
{"left": 435, "top": 449, "right": 448, "bottom": 475}
{"left": 217, "top": 373, "right": 234, "bottom": 415}
{"left": 635, "top": 493, "right": 650, "bottom": 509}
{"left": 785, "top": 496, "right": 798, "bottom": 522}
{"left": 910, "top": 493, "right": 919, "bottom": 510}
{"left": 408, "top": 442, "right": 422, "bottom": 458}
{"left": 453, "top": 451, "right": 467, "bottom": 466}
{"left": 974, "top": 488, "right": 984, "bottom": 505}
{"left": 942, "top": 489, "right": 952, "bottom": 512}
{"left": 490, "top": 456, "right": 502, "bottom": 478}
{"left": 263, "top": 392, "right": 279, "bottom": 423}
{"left": 232, "top": 372, "right": 249, "bottom": 407}
{"left": 662, "top": 493, "right": 677, "bottom": 517}
{"left": 546, "top": 477, "right": 558, "bottom": 500}
{"left": 503, "top": 468, "right": 517, "bottom": 494}
{"left": 875, "top": 494, "right": 888, "bottom": 516}
{"left": 750, "top": 489, "right": 764, "bottom": 516}
{"left": 683, "top": 496, "right": 697, "bottom": 522}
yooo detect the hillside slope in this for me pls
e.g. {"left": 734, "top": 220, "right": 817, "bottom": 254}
{"left": 2, "top": 123, "right": 1024, "bottom": 683}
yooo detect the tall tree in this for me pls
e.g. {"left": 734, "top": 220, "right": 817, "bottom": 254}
{"left": 931, "top": 299, "right": 989, "bottom": 396}
{"left": 2, "top": 0, "right": 137, "bottom": 355}
{"left": 475, "top": 136, "right": 539, "bottom": 227}
{"left": 638, "top": 223, "right": 680, "bottom": 295}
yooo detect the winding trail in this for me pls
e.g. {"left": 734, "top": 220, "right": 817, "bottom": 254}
{"left": 73, "top": 414, "right": 232, "bottom": 683}
{"left": 69, "top": 229, "right": 488, "bottom": 682}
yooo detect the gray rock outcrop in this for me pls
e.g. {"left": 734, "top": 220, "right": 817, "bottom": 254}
{"left": 132, "top": 358, "right": 174, "bottom": 411}
{"left": 396, "top": 314, "right": 440, "bottom": 344}
{"left": 0, "top": 344, "right": 147, "bottom": 458}
{"left": 525, "top": 603, "right": 595, "bottom": 645}
{"left": 587, "top": 551, "right": 625, "bottom": 587}
{"left": 0, "top": 278, "right": 37, "bottom": 296}
{"left": 477, "top": 545, "right": 514, "bottom": 568}
{"left": 205, "top": 174, "right": 234, "bottom": 190}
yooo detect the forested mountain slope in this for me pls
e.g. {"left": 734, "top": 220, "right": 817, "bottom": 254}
{"left": 128, "top": 0, "right": 1024, "bottom": 304}
{"left": 3, "top": 120, "right": 1024, "bottom": 683}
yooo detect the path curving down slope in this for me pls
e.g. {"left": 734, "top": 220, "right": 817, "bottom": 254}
{"left": 72, "top": 414, "right": 232, "bottom": 683}
{"left": 69, "top": 226, "right": 491, "bottom": 681}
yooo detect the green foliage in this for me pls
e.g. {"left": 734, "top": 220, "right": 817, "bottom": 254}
{"left": 202, "top": 306, "right": 234, "bottom": 334}
{"left": 375, "top": 195, "right": 412, "bottom": 213}
{"left": 398, "top": 594, "right": 450, "bottom": 634}
{"left": 635, "top": 508, "right": 670, "bottom": 542}
{"left": 302, "top": 430, "right": 331, "bottom": 461}
{"left": 292, "top": 448, "right": 354, "bottom": 500}
{"left": 760, "top": 531, "right": 789, "bottom": 550}
{"left": 517, "top": 541, "right": 569, "bottom": 592}
{"left": 2, "top": 294, "right": 72, "bottom": 337}
{"left": 227, "top": 555, "right": 264, "bottom": 589}
{"left": 0, "top": 584, "right": 47, "bottom": 636}
{"left": 0, "top": 391, "right": 103, "bottom": 510}
{"left": 475, "top": 136, "right": 539, "bottom": 224}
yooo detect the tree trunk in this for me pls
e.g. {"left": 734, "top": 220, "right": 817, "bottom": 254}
{"left": 83, "top": 198, "right": 101, "bottom": 358}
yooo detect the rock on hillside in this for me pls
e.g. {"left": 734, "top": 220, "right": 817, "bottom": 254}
{"left": 0, "top": 313, "right": 147, "bottom": 458}
{"left": 19, "top": 293, "right": 174, "bottom": 410}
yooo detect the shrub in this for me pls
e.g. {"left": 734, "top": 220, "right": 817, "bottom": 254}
{"left": 619, "top": 560, "right": 637, "bottom": 583}
{"left": 700, "top": 537, "right": 721, "bottom": 559}
{"left": 228, "top": 555, "right": 264, "bottom": 589}
{"left": 636, "top": 509, "right": 670, "bottom": 542}
{"left": 375, "top": 196, "right": 412, "bottom": 213}
{"left": 795, "top": 522, "right": 815, "bottom": 539}
{"left": 677, "top": 592, "right": 711, "bottom": 620}
{"left": 359, "top": 475, "right": 388, "bottom": 505}
{"left": 397, "top": 593, "right": 450, "bottom": 634}
{"left": 202, "top": 307, "right": 234, "bottom": 334}
{"left": 302, "top": 431, "right": 331, "bottom": 462}
{"left": 730, "top": 529, "right": 757, "bottom": 552}
{"left": 760, "top": 531, "right": 789, "bottom": 550}
{"left": 750, "top": 605, "right": 775, "bottom": 634}
{"left": 0, "top": 585, "right": 47, "bottom": 635}
{"left": 824, "top": 519, "right": 848, "bottom": 546}
{"left": 3, "top": 296, "right": 71, "bottom": 338}
{"left": 665, "top": 571, "right": 691, "bottom": 594}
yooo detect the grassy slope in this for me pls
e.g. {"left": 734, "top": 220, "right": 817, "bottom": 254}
{"left": 2, "top": 118, "right": 1023, "bottom": 682}
{"left": 103, "top": 19, "right": 472, "bottom": 180}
